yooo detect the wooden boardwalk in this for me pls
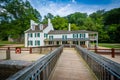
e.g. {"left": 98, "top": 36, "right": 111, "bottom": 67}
{"left": 49, "top": 48, "right": 96, "bottom": 80}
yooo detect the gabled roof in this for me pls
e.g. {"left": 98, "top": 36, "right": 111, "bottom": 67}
{"left": 25, "top": 24, "right": 48, "bottom": 33}
{"left": 48, "top": 30, "right": 98, "bottom": 34}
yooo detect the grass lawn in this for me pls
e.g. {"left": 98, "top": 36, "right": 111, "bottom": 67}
{"left": 0, "top": 41, "right": 18, "bottom": 46}
{"left": 98, "top": 43, "right": 120, "bottom": 48}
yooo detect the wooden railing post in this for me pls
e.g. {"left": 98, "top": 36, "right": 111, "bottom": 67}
{"left": 40, "top": 47, "right": 42, "bottom": 54}
{"left": 95, "top": 45, "right": 97, "bottom": 53}
{"left": 6, "top": 47, "right": 10, "bottom": 60}
{"left": 51, "top": 47, "right": 52, "bottom": 51}
{"left": 111, "top": 48, "right": 115, "bottom": 58}
{"left": 30, "top": 47, "right": 32, "bottom": 54}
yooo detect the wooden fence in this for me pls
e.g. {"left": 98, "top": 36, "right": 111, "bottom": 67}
{"left": 88, "top": 48, "right": 120, "bottom": 58}
{"left": 0, "top": 45, "right": 60, "bottom": 60}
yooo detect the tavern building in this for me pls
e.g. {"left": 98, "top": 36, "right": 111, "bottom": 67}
{"left": 24, "top": 19, "right": 98, "bottom": 48}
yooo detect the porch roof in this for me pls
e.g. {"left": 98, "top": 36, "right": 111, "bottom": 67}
{"left": 44, "top": 38, "right": 90, "bottom": 41}
{"left": 48, "top": 30, "right": 98, "bottom": 34}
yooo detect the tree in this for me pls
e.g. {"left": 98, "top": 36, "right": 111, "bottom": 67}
{"left": 103, "top": 8, "right": 120, "bottom": 42}
{"left": 42, "top": 13, "right": 54, "bottom": 24}
{"left": 66, "top": 12, "right": 88, "bottom": 27}
{"left": 0, "top": 0, "right": 41, "bottom": 41}
{"left": 52, "top": 16, "right": 68, "bottom": 30}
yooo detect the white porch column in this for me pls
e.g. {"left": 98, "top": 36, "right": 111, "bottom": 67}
{"left": 85, "top": 41, "right": 89, "bottom": 48}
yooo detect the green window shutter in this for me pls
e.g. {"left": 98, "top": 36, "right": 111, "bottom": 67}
{"left": 65, "top": 35, "right": 67, "bottom": 39}
{"left": 52, "top": 36, "right": 53, "bottom": 40}
{"left": 80, "top": 34, "right": 81, "bottom": 38}
{"left": 35, "top": 41, "right": 36, "bottom": 45}
{"left": 35, "top": 33, "right": 36, "bottom": 37}
{"left": 28, "top": 41, "right": 29, "bottom": 46}
{"left": 62, "top": 35, "right": 64, "bottom": 39}
{"left": 38, "top": 41, "right": 40, "bottom": 46}
{"left": 49, "top": 36, "right": 53, "bottom": 40}
{"left": 44, "top": 33, "right": 46, "bottom": 37}
{"left": 44, "top": 33, "right": 48, "bottom": 38}
{"left": 77, "top": 34, "right": 78, "bottom": 38}
{"left": 31, "top": 33, "right": 32, "bottom": 37}
{"left": 37, "top": 33, "right": 40, "bottom": 37}
{"left": 31, "top": 41, "right": 33, "bottom": 45}
{"left": 30, "top": 41, "right": 33, "bottom": 45}
{"left": 84, "top": 34, "right": 85, "bottom": 38}
{"left": 28, "top": 34, "right": 29, "bottom": 37}
{"left": 73, "top": 34, "right": 74, "bottom": 38}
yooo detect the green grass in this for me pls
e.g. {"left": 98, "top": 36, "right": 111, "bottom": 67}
{"left": 0, "top": 41, "right": 17, "bottom": 44}
{"left": 0, "top": 41, "right": 18, "bottom": 46}
{"left": 98, "top": 43, "right": 120, "bottom": 48}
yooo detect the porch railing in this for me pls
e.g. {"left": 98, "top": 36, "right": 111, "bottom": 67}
{"left": 7, "top": 45, "right": 63, "bottom": 80}
{"left": 76, "top": 45, "right": 120, "bottom": 80}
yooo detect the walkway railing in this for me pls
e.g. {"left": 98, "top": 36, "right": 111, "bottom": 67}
{"left": 7, "top": 45, "right": 63, "bottom": 80}
{"left": 76, "top": 45, "right": 120, "bottom": 80}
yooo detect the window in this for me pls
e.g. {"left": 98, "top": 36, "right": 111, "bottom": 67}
{"left": 83, "top": 33, "right": 85, "bottom": 38}
{"left": 62, "top": 35, "right": 67, "bottom": 40}
{"left": 30, "top": 41, "right": 33, "bottom": 45}
{"left": 28, "top": 41, "right": 29, "bottom": 46}
{"left": 44, "top": 33, "right": 48, "bottom": 38}
{"left": 28, "top": 33, "right": 29, "bottom": 37}
{"left": 62, "top": 35, "right": 64, "bottom": 39}
{"left": 37, "top": 33, "right": 40, "bottom": 37}
{"left": 79, "top": 33, "right": 85, "bottom": 38}
{"left": 35, "top": 40, "right": 37, "bottom": 45}
{"left": 57, "top": 41, "right": 59, "bottom": 45}
{"left": 49, "top": 41, "right": 53, "bottom": 44}
{"left": 28, "top": 33, "right": 32, "bottom": 37}
{"left": 35, "top": 33, "right": 36, "bottom": 37}
{"left": 73, "top": 34, "right": 78, "bottom": 38}
{"left": 37, "top": 41, "right": 40, "bottom": 46}
{"left": 49, "top": 36, "right": 53, "bottom": 40}
{"left": 35, "top": 40, "right": 40, "bottom": 46}
{"left": 28, "top": 40, "right": 33, "bottom": 46}
{"left": 79, "top": 34, "right": 82, "bottom": 38}
{"left": 30, "top": 33, "right": 33, "bottom": 37}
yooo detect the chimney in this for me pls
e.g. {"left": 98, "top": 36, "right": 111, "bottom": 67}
{"left": 48, "top": 18, "right": 51, "bottom": 26}
{"left": 68, "top": 23, "right": 71, "bottom": 31}
{"left": 30, "top": 20, "right": 35, "bottom": 30}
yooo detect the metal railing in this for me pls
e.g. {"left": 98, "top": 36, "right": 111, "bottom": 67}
{"left": 7, "top": 45, "right": 63, "bottom": 80}
{"left": 75, "top": 45, "right": 120, "bottom": 80}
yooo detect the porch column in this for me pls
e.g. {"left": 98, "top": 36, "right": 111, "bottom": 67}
{"left": 54, "top": 41, "right": 57, "bottom": 45}
{"left": 85, "top": 41, "right": 89, "bottom": 48}
{"left": 78, "top": 41, "right": 80, "bottom": 46}
{"left": 60, "top": 41, "right": 62, "bottom": 45}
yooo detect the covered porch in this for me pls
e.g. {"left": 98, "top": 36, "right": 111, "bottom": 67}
{"left": 44, "top": 38, "right": 90, "bottom": 48}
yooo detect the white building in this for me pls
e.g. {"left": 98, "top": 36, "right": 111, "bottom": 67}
{"left": 24, "top": 19, "right": 98, "bottom": 48}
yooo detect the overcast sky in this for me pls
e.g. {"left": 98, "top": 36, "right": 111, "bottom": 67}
{"left": 28, "top": 0, "right": 120, "bottom": 18}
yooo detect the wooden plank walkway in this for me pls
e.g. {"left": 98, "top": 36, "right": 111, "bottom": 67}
{"left": 49, "top": 48, "right": 96, "bottom": 80}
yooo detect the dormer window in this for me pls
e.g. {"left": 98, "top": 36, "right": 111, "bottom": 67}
{"left": 39, "top": 24, "right": 43, "bottom": 30}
